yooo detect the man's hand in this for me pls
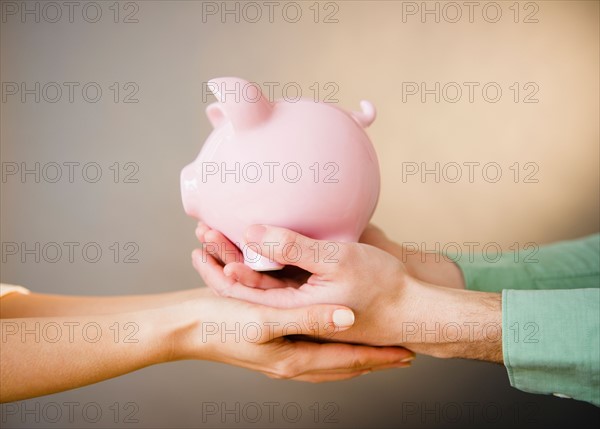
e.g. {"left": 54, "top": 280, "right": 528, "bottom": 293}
{"left": 193, "top": 223, "right": 503, "bottom": 363}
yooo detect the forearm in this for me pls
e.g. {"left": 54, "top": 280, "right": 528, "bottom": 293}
{"left": 396, "top": 282, "right": 502, "bottom": 363}
{"left": 401, "top": 249, "right": 466, "bottom": 290}
{"left": 359, "top": 225, "right": 465, "bottom": 289}
{"left": 0, "top": 306, "right": 191, "bottom": 403}
{"left": 0, "top": 288, "right": 210, "bottom": 318}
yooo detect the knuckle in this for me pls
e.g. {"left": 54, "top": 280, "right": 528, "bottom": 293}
{"left": 332, "top": 244, "right": 355, "bottom": 270}
{"left": 279, "top": 231, "right": 300, "bottom": 259}
{"left": 301, "top": 309, "right": 321, "bottom": 336}
{"left": 349, "top": 349, "right": 368, "bottom": 369}
{"left": 219, "top": 285, "right": 234, "bottom": 298}
{"left": 252, "top": 311, "right": 273, "bottom": 341}
{"left": 274, "top": 361, "right": 297, "bottom": 379}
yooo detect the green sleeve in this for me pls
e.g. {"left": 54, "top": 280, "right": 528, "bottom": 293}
{"left": 454, "top": 234, "right": 599, "bottom": 293}
{"left": 454, "top": 234, "right": 599, "bottom": 406}
{"left": 503, "top": 288, "right": 600, "bottom": 406}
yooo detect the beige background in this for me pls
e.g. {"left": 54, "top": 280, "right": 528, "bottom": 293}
{"left": 1, "top": 1, "right": 598, "bottom": 427}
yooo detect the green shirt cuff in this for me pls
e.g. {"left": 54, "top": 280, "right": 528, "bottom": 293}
{"left": 503, "top": 288, "right": 600, "bottom": 406}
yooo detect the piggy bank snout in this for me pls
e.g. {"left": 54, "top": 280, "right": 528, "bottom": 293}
{"left": 180, "top": 164, "right": 200, "bottom": 218}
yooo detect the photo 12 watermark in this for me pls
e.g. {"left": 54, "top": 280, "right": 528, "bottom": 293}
{"left": 1, "top": 241, "right": 140, "bottom": 264}
{"left": 202, "top": 80, "right": 340, "bottom": 104}
{"left": 201, "top": 1, "right": 340, "bottom": 24}
{"left": 200, "top": 401, "right": 340, "bottom": 424}
{"left": 400, "top": 401, "right": 540, "bottom": 425}
{"left": 1, "top": 401, "right": 140, "bottom": 425}
{"left": 1, "top": 320, "right": 139, "bottom": 345}
{"left": 400, "top": 1, "right": 540, "bottom": 24}
{"left": 194, "top": 318, "right": 344, "bottom": 345}
{"left": 192, "top": 161, "right": 340, "bottom": 185}
{"left": 1, "top": 1, "right": 140, "bottom": 24}
{"left": 400, "top": 161, "right": 540, "bottom": 184}
{"left": 401, "top": 241, "right": 540, "bottom": 264}
{"left": 1, "top": 82, "right": 140, "bottom": 103}
{"left": 399, "top": 321, "right": 539, "bottom": 345}
{"left": 201, "top": 239, "right": 340, "bottom": 266}
{"left": 401, "top": 82, "right": 539, "bottom": 103}
{"left": 1, "top": 161, "right": 140, "bottom": 184}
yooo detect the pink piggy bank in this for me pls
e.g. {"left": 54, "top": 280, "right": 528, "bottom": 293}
{"left": 181, "top": 77, "right": 380, "bottom": 271}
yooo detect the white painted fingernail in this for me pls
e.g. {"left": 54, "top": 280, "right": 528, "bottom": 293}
{"left": 332, "top": 309, "right": 355, "bottom": 328}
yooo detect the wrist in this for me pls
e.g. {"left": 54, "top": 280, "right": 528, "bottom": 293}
{"left": 144, "top": 302, "right": 208, "bottom": 363}
{"left": 395, "top": 282, "right": 502, "bottom": 362}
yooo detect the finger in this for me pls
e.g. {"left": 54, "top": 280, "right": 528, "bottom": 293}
{"left": 224, "top": 262, "right": 288, "bottom": 289}
{"left": 195, "top": 222, "right": 210, "bottom": 242}
{"left": 276, "top": 361, "right": 412, "bottom": 382}
{"left": 222, "top": 284, "right": 306, "bottom": 308}
{"left": 367, "top": 361, "right": 413, "bottom": 371}
{"left": 299, "top": 360, "right": 412, "bottom": 376}
{"left": 284, "top": 371, "right": 368, "bottom": 383}
{"left": 192, "top": 250, "right": 296, "bottom": 303}
{"left": 245, "top": 225, "right": 344, "bottom": 274}
{"left": 191, "top": 248, "right": 236, "bottom": 294}
{"left": 200, "top": 266, "right": 308, "bottom": 308}
{"left": 196, "top": 251, "right": 318, "bottom": 307}
{"left": 273, "top": 342, "right": 414, "bottom": 377}
{"left": 314, "top": 343, "right": 414, "bottom": 372}
{"left": 264, "top": 305, "right": 357, "bottom": 338}
{"left": 204, "top": 229, "right": 243, "bottom": 265}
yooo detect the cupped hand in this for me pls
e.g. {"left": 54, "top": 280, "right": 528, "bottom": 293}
{"left": 173, "top": 284, "right": 414, "bottom": 382}
{"left": 192, "top": 222, "right": 422, "bottom": 346}
{"left": 193, "top": 222, "right": 495, "bottom": 361}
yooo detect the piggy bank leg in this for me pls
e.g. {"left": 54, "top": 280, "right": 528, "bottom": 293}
{"left": 243, "top": 247, "right": 284, "bottom": 271}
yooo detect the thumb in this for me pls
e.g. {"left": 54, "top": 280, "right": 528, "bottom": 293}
{"left": 266, "top": 305, "right": 356, "bottom": 340}
{"left": 245, "top": 225, "right": 341, "bottom": 274}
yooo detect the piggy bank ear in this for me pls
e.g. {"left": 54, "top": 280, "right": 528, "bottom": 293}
{"left": 351, "top": 100, "right": 376, "bottom": 128}
{"left": 206, "top": 77, "right": 273, "bottom": 131}
{"left": 206, "top": 103, "right": 225, "bottom": 128}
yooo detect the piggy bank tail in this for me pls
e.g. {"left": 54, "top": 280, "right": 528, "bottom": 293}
{"left": 351, "top": 100, "right": 376, "bottom": 128}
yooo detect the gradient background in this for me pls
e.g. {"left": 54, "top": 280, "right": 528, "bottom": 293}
{"left": 1, "top": 0, "right": 599, "bottom": 427}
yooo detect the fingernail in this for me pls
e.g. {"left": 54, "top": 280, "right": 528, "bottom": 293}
{"left": 245, "top": 225, "right": 267, "bottom": 243}
{"left": 332, "top": 309, "right": 355, "bottom": 328}
{"left": 400, "top": 356, "right": 415, "bottom": 363}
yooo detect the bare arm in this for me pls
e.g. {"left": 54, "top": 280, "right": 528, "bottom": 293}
{"left": 0, "top": 288, "right": 203, "bottom": 318}
{"left": 390, "top": 281, "right": 503, "bottom": 362}
{"left": 1, "top": 288, "right": 413, "bottom": 403}
{"left": 1, "top": 307, "right": 174, "bottom": 402}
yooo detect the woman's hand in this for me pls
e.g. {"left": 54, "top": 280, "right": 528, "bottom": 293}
{"left": 193, "top": 224, "right": 412, "bottom": 346}
{"left": 0, "top": 287, "right": 413, "bottom": 403}
{"left": 169, "top": 289, "right": 414, "bottom": 383}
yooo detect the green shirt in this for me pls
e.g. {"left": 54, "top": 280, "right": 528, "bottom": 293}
{"left": 454, "top": 234, "right": 600, "bottom": 406}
